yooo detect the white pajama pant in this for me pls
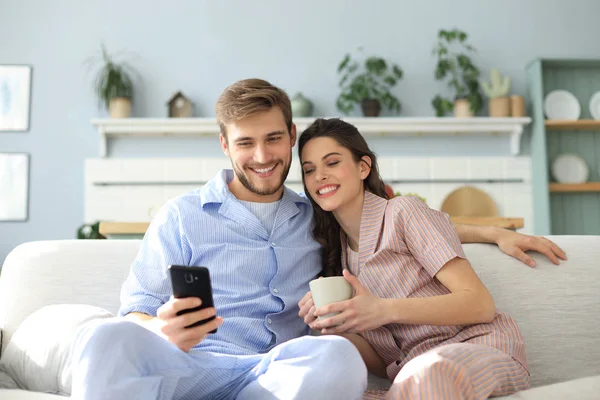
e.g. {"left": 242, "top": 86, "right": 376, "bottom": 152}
{"left": 69, "top": 319, "right": 367, "bottom": 400}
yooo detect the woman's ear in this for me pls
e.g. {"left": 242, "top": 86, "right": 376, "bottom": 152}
{"left": 360, "top": 156, "right": 372, "bottom": 180}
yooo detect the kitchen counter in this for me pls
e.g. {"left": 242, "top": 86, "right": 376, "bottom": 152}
{"left": 99, "top": 217, "right": 524, "bottom": 239}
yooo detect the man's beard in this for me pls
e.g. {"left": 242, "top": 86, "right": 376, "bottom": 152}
{"left": 233, "top": 159, "right": 292, "bottom": 196}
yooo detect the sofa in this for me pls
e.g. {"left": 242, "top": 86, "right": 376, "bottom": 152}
{"left": 0, "top": 236, "right": 599, "bottom": 399}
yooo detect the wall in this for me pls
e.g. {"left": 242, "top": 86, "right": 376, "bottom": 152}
{"left": 1, "top": 0, "right": 600, "bottom": 263}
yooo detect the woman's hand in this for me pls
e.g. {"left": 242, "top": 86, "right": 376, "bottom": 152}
{"left": 298, "top": 290, "right": 317, "bottom": 325}
{"left": 310, "top": 269, "right": 386, "bottom": 334}
{"left": 496, "top": 230, "right": 567, "bottom": 267}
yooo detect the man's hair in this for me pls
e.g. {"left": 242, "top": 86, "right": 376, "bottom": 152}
{"left": 215, "top": 78, "right": 293, "bottom": 140}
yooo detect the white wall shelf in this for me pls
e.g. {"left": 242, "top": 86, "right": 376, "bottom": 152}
{"left": 91, "top": 117, "right": 531, "bottom": 157}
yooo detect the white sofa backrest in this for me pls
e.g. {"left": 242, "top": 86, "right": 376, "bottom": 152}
{"left": 463, "top": 236, "right": 600, "bottom": 387}
{"left": 1, "top": 236, "right": 599, "bottom": 388}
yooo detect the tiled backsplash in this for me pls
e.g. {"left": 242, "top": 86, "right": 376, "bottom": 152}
{"left": 85, "top": 156, "right": 533, "bottom": 233}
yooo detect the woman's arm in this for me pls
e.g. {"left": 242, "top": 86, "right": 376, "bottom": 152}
{"left": 382, "top": 256, "right": 496, "bottom": 326}
{"left": 339, "top": 333, "right": 388, "bottom": 379}
{"left": 454, "top": 224, "right": 498, "bottom": 244}
{"left": 455, "top": 224, "right": 567, "bottom": 267}
{"left": 311, "top": 258, "right": 496, "bottom": 334}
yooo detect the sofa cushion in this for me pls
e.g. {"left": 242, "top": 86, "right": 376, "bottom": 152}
{"left": 0, "top": 240, "right": 138, "bottom": 355}
{"left": 0, "top": 304, "right": 113, "bottom": 395}
{"left": 463, "top": 236, "right": 600, "bottom": 388}
{"left": 0, "top": 371, "right": 18, "bottom": 389}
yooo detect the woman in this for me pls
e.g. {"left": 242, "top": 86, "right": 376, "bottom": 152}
{"left": 296, "top": 118, "right": 530, "bottom": 399}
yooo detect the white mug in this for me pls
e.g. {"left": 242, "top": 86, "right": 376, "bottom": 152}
{"left": 309, "top": 276, "right": 353, "bottom": 320}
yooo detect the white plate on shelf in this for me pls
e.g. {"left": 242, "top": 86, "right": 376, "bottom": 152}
{"left": 589, "top": 91, "right": 600, "bottom": 120}
{"left": 551, "top": 153, "right": 589, "bottom": 184}
{"left": 544, "top": 90, "right": 581, "bottom": 120}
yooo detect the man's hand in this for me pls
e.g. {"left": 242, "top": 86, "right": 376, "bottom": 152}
{"left": 298, "top": 290, "right": 318, "bottom": 325}
{"left": 149, "top": 297, "right": 223, "bottom": 352}
{"left": 496, "top": 230, "right": 567, "bottom": 267}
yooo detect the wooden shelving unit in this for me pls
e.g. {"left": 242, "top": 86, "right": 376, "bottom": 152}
{"left": 527, "top": 58, "right": 600, "bottom": 235}
{"left": 549, "top": 183, "right": 600, "bottom": 192}
{"left": 545, "top": 120, "right": 600, "bottom": 130}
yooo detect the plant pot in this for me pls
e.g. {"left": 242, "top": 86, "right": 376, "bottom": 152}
{"left": 453, "top": 98, "right": 473, "bottom": 117}
{"left": 489, "top": 96, "right": 510, "bottom": 117}
{"left": 510, "top": 95, "right": 526, "bottom": 117}
{"left": 109, "top": 97, "right": 132, "bottom": 118}
{"left": 361, "top": 99, "right": 381, "bottom": 117}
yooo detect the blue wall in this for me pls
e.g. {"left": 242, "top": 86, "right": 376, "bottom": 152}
{"left": 1, "top": 0, "right": 600, "bottom": 263}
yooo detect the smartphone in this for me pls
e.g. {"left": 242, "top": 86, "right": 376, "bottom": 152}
{"left": 167, "top": 265, "right": 217, "bottom": 333}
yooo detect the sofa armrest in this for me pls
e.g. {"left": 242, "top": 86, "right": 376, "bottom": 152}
{"left": 0, "top": 240, "right": 139, "bottom": 355}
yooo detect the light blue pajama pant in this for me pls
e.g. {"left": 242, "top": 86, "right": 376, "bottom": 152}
{"left": 69, "top": 319, "right": 367, "bottom": 400}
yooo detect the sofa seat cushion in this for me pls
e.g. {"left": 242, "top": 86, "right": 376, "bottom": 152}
{"left": 362, "top": 388, "right": 388, "bottom": 399}
{"left": 0, "top": 390, "right": 66, "bottom": 399}
{"left": 497, "top": 374, "right": 600, "bottom": 399}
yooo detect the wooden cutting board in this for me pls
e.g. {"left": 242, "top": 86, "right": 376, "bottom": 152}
{"left": 441, "top": 186, "right": 498, "bottom": 217}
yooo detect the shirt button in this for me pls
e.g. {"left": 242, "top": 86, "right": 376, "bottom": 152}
{"left": 273, "top": 288, "right": 279, "bottom": 294}
{"left": 271, "top": 242, "right": 276, "bottom": 247}
{"left": 268, "top": 318, "right": 273, "bottom": 324}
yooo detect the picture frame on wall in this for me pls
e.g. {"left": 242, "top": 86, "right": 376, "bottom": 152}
{"left": 0, "top": 153, "right": 30, "bottom": 222}
{"left": 0, "top": 65, "right": 32, "bottom": 132}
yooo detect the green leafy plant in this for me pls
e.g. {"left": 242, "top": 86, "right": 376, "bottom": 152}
{"left": 85, "top": 44, "right": 136, "bottom": 110}
{"left": 336, "top": 47, "right": 404, "bottom": 116}
{"left": 432, "top": 29, "right": 483, "bottom": 116}
{"left": 481, "top": 68, "right": 511, "bottom": 98}
{"left": 77, "top": 221, "right": 106, "bottom": 240}
{"left": 395, "top": 191, "right": 427, "bottom": 204}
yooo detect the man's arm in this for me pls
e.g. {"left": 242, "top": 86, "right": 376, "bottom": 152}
{"left": 454, "top": 224, "right": 567, "bottom": 267}
{"left": 118, "top": 202, "right": 222, "bottom": 351}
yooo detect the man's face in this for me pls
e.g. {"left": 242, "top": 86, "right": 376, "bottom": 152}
{"left": 220, "top": 107, "right": 296, "bottom": 202}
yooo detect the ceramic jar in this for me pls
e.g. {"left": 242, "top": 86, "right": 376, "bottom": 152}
{"left": 290, "top": 92, "right": 313, "bottom": 117}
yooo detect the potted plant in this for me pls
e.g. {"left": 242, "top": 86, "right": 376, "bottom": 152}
{"left": 384, "top": 184, "right": 427, "bottom": 204}
{"left": 481, "top": 68, "right": 511, "bottom": 117}
{"left": 336, "top": 48, "right": 404, "bottom": 117}
{"left": 431, "top": 29, "right": 483, "bottom": 117}
{"left": 76, "top": 221, "right": 106, "bottom": 240}
{"left": 85, "top": 44, "right": 136, "bottom": 118}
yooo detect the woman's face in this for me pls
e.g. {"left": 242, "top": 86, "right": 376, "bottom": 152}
{"left": 301, "top": 136, "right": 369, "bottom": 212}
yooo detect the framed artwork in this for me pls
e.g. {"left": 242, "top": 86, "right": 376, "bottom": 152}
{"left": 0, "top": 65, "right": 32, "bottom": 131}
{"left": 0, "top": 153, "right": 30, "bottom": 221}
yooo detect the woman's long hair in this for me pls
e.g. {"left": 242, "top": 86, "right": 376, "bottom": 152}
{"left": 298, "top": 118, "right": 388, "bottom": 277}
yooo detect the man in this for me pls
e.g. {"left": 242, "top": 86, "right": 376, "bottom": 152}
{"left": 70, "top": 79, "right": 566, "bottom": 400}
